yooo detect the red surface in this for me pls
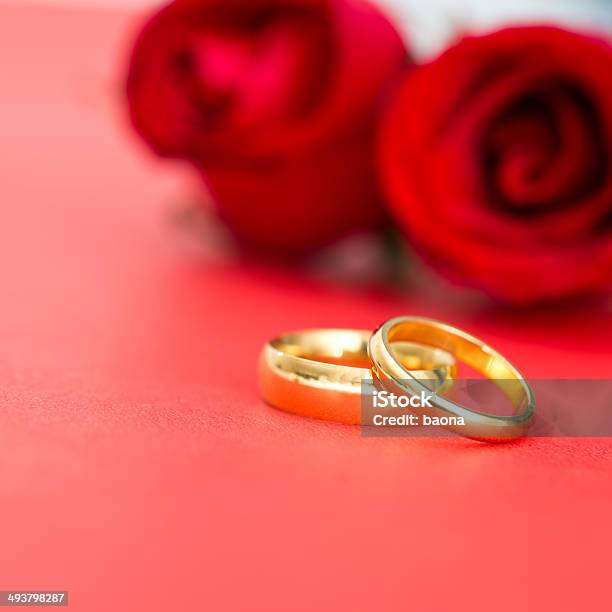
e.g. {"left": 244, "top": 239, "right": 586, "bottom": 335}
{"left": 1, "top": 4, "right": 611, "bottom": 611}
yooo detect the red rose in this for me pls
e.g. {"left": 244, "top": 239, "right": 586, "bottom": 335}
{"left": 126, "top": 0, "right": 407, "bottom": 254}
{"left": 379, "top": 26, "right": 612, "bottom": 304}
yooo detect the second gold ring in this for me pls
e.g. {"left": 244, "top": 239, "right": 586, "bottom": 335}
{"left": 259, "top": 329, "right": 456, "bottom": 424}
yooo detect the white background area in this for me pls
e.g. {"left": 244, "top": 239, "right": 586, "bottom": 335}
{"left": 6, "top": 0, "right": 612, "bottom": 57}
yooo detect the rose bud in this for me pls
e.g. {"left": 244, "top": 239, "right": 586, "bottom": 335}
{"left": 379, "top": 26, "right": 612, "bottom": 304}
{"left": 126, "top": 0, "right": 408, "bottom": 254}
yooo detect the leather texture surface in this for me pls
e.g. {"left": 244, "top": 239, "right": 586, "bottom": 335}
{"left": 1, "top": 5, "right": 611, "bottom": 611}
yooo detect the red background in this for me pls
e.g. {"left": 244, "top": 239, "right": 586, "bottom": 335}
{"left": 1, "top": 4, "right": 611, "bottom": 610}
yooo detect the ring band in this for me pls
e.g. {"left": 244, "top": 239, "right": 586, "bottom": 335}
{"left": 368, "top": 317, "right": 536, "bottom": 440}
{"left": 259, "top": 329, "right": 456, "bottom": 425}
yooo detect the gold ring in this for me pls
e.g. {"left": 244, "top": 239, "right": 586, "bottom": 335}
{"left": 259, "top": 329, "right": 456, "bottom": 425}
{"left": 368, "top": 317, "right": 536, "bottom": 440}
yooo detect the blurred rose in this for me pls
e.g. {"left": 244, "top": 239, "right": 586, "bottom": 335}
{"left": 379, "top": 26, "right": 612, "bottom": 304}
{"left": 126, "top": 0, "right": 407, "bottom": 254}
